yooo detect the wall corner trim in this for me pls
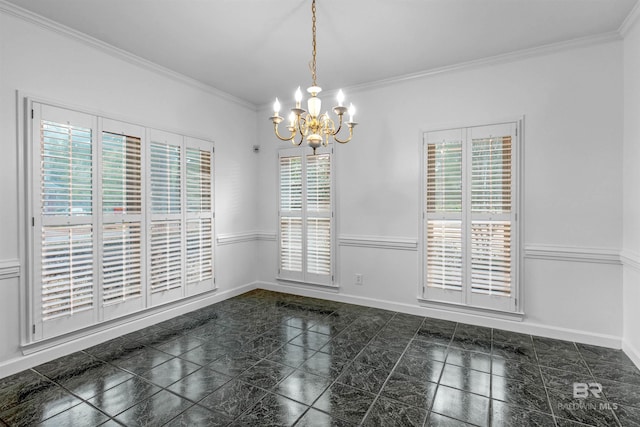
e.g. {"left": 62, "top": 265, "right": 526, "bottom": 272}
{"left": 622, "top": 339, "right": 640, "bottom": 371}
{"left": 0, "top": 259, "right": 21, "bottom": 280}
{"left": 620, "top": 250, "right": 640, "bottom": 271}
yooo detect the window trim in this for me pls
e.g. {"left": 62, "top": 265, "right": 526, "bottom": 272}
{"left": 276, "top": 146, "right": 336, "bottom": 287}
{"left": 418, "top": 118, "right": 524, "bottom": 315}
{"left": 23, "top": 95, "right": 216, "bottom": 344}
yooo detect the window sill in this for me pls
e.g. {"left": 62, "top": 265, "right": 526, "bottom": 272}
{"left": 276, "top": 277, "right": 340, "bottom": 292}
{"left": 416, "top": 297, "right": 524, "bottom": 322}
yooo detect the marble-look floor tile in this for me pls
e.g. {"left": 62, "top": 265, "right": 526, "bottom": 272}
{"left": 540, "top": 366, "right": 595, "bottom": 392}
{"left": 591, "top": 361, "right": 640, "bottom": 386}
{"left": 242, "top": 336, "right": 285, "bottom": 358}
{"left": 167, "top": 367, "right": 231, "bottom": 402}
{"left": 336, "top": 361, "right": 390, "bottom": 394}
{"left": 546, "top": 386, "right": 619, "bottom": 426}
{"left": 0, "top": 370, "right": 60, "bottom": 413}
{"left": 38, "top": 402, "right": 109, "bottom": 427}
{"left": 164, "top": 404, "right": 231, "bottom": 427}
{"left": 313, "top": 382, "right": 376, "bottom": 425}
{"left": 267, "top": 343, "right": 317, "bottom": 368}
{"left": 446, "top": 348, "right": 491, "bottom": 373}
{"left": 491, "top": 357, "right": 543, "bottom": 385}
{"left": 426, "top": 412, "right": 476, "bottom": 426}
{"left": 198, "top": 379, "right": 267, "bottom": 419}
{"left": 491, "top": 399, "right": 555, "bottom": 427}
{"left": 614, "top": 404, "right": 640, "bottom": 427}
{"left": 289, "top": 331, "right": 332, "bottom": 351}
{"left": 261, "top": 325, "right": 303, "bottom": 343}
{"left": 404, "top": 340, "right": 448, "bottom": 362}
{"left": 238, "top": 359, "right": 294, "bottom": 390}
{"left": 394, "top": 354, "right": 444, "bottom": 383}
{"left": 207, "top": 350, "right": 261, "bottom": 377}
{"left": 600, "top": 378, "right": 640, "bottom": 408}
{"left": 0, "top": 385, "right": 81, "bottom": 427}
{"left": 577, "top": 343, "right": 635, "bottom": 367}
{"left": 114, "top": 390, "right": 192, "bottom": 427}
{"left": 491, "top": 329, "right": 533, "bottom": 347}
{"left": 318, "top": 337, "right": 367, "bottom": 360}
{"left": 177, "top": 341, "right": 230, "bottom": 366}
{"left": 109, "top": 346, "right": 173, "bottom": 375}
{"left": 440, "top": 364, "right": 490, "bottom": 397}
{"left": 274, "top": 369, "right": 332, "bottom": 405}
{"left": 362, "top": 396, "right": 427, "bottom": 427}
{"left": 367, "top": 334, "right": 411, "bottom": 353}
{"left": 139, "top": 357, "right": 200, "bottom": 387}
{"left": 354, "top": 345, "right": 401, "bottom": 371}
{"left": 87, "top": 377, "right": 161, "bottom": 417}
{"left": 294, "top": 408, "right": 356, "bottom": 426}
{"left": 537, "top": 352, "right": 591, "bottom": 375}
{"left": 150, "top": 334, "right": 204, "bottom": 356}
{"left": 491, "top": 376, "right": 551, "bottom": 413}
{"left": 230, "top": 392, "right": 308, "bottom": 426}
{"left": 298, "top": 351, "right": 351, "bottom": 381}
{"left": 492, "top": 341, "right": 538, "bottom": 364}
{"left": 379, "top": 372, "right": 437, "bottom": 409}
{"left": 431, "top": 385, "right": 490, "bottom": 426}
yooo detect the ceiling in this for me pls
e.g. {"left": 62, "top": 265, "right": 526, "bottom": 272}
{"left": 4, "top": 0, "right": 638, "bottom": 106}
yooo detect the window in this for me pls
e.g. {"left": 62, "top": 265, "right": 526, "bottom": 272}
{"left": 422, "top": 122, "right": 519, "bottom": 312}
{"left": 278, "top": 147, "right": 334, "bottom": 286}
{"left": 30, "top": 102, "right": 215, "bottom": 341}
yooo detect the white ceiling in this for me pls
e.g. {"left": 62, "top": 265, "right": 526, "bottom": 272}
{"left": 4, "top": 0, "right": 638, "bottom": 106}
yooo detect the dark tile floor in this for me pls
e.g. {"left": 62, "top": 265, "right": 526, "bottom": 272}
{"left": 1, "top": 289, "right": 640, "bottom": 426}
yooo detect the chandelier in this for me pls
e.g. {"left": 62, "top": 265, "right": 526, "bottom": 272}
{"left": 270, "top": 0, "right": 357, "bottom": 153}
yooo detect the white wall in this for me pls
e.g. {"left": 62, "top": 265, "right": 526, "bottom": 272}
{"left": 0, "top": 10, "right": 259, "bottom": 374}
{"left": 257, "top": 40, "right": 624, "bottom": 346}
{"left": 623, "top": 15, "right": 640, "bottom": 366}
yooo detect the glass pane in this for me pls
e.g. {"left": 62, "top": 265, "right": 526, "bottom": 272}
{"left": 41, "top": 121, "right": 92, "bottom": 216}
{"left": 280, "top": 156, "right": 302, "bottom": 211}
{"left": 307, "top": 153, "right": 331, "bottom": 213}
{"left": 471, "top": 136, "right": 512, "bottom": 213}
{"left": 186, "top": 148, "right": 212, "bottom": 213}
{"left": 150, "top": 142, "right": 181, "bottom": 214}
{"left": 426, "top": 140, "right": 462, "bottom": 213}
{"left": 102, "top": 132, "right": 141, "bottom": 214}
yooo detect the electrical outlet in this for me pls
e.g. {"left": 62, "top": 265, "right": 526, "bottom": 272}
{"left": 355, "top": 274, "right": 363, "bottom": 285}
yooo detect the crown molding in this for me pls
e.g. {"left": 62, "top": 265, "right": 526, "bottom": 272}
{"left": 0, "top": 0, "right": 256, "bottom": 111}
{"left": 345, "top": 32, "right": 621, "bottom": 96}
{"left": 619, "top": 0, "right": 640, "bottom": 37}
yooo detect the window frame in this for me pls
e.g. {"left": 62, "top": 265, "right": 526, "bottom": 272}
{"left": 277, "top": 146, "right": 336, "bottom": 287}
{"left": 25, "top": 98, "right": 216, "bottom": 343}
{"left": 419, "top": 119, "right": 523, "bottom": 315}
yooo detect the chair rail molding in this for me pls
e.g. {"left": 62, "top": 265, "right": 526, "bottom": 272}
{"left": 524, "top": 244, "right": 621, "bottom": 265}
{"left": 0, "top": 259, "right": 20, "bottom": 280}
{"left": 338, "top": 235, "right": 418, "bottom": 251}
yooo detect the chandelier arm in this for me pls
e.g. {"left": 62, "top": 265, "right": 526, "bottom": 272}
{"left": 333, "top": 126, "right": 354, "bottom": 144}
{"left": 273, "top": 122, "right": 296, "bottom": 141}
{"left": 331, "top": 114, "right": 344, "bottom": 136}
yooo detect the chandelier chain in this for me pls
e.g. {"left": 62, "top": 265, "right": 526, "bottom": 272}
{"left": 309, "top": 0, "right": 317, "bottom": 87}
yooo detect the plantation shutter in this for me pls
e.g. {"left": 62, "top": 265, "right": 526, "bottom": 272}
{"left": 423, "top": 123, "right": 518, "bottom": 312}
{"left": 468, "top": 125, "right": 515, "bottom": 308}
{"left": 306, "top": 153, "right": 332, "bottom": 282}
{"left": 33, "top": 104, "right": 97, "bottom": 339}
{"left": 279, "top": 153, "right": 303, "bottom": 280}
{"left": 149, "top": 130, "right": 184, "bottom": 305}
{"left": 185, "top": 138, "right": 214, "bottom": 296}
{"left": 278, "top": 147, "right": 334, "bottom": 285}
{"left": 425, "top": 130, "right": 464, "bottom": 302}
{"left": 101, "top": 120, "right": 145, "bottom": 318}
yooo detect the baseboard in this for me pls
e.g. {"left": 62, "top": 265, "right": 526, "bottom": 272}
{"left": 622, "top": 339, "right": 640, "bottom": 370}
{"left": 0, "top": 282, "right": 257, "bottom": 379}
{"left": 256, "top": 281, "right": 621, "bottom": 349}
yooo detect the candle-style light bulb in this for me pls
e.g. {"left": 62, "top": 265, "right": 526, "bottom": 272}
{"left": 273, "top": 98, "right": 281, "bottom": 115}
{"left": 337, "top": 90, "right": 345, "bottom": 107}
{"left": 288, "top": 111, "right": 296, "bottom": 126}
{"left": 348, "top": 103, "right": 356, "bottom": 122}
{"left": 295, "top": 87, "right": 302, "bottom": 108}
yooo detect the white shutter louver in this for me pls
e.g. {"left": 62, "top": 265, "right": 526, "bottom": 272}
{"left": 306, "top": 154, "right": 331, "bottom": 212}
{"left": 150, "top": 220, "right": 182, "bottom": 293}
{"left": 471, "top": 221, "right": 511, "bottom": 296}
{"left": 186, "top": 148, "right": 212, "bottom": 213}
{"left": 280, "top": 217, "right": 303, "bottom": 272}
{"left": 186, "top": 218, "right": 213, "bottom": 283}
{"left": 102, "top": 133, "right": 142, "bottom": 215}
{"left": 471, "top": 136, "right": 512, "bottom": 213}
{"left": 41, "top": 225, "right": 94, "bottom": 320}
{"left": 426, "top": 220, "right": 462, "bottom": 291}
{"left": 307, "top": 217, "right": 331, "bottom": 275}
{"left": 103, "top": 223, "right": 142, "bottom": 304}
{"left": 426, "top": 141, "right": 462, "bottom": 213}
{"left": 280, "top": 156, "right": 302, "bottom": 212}
{"left": 150, "top": 142, "right": 181, "bottom": 215}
